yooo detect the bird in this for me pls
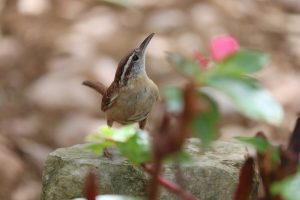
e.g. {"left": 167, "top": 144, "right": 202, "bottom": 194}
{"left": 83, "top": 33, "right": 159, "bottom": 130}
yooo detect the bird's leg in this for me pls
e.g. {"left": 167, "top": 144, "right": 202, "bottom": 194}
{"left": 103, "top": 120, "right": 114, "bottom": 159}
{"left": 107, "top": 120, "right": 113, "bottom": 127}
{"left": 139, "top": 118, "right": 147, "bottom": 130}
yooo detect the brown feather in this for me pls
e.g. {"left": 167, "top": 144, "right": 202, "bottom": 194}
{"left": 82, "top": 81, "right": 107, "bottom": 96}
{"left": 102, "top": 50, "right": 135, "bottom": 111}
{"left": 101, "top": 82, "right": 119, "bottom": 111}
{"left": 114, "top": 50, "right": 134, "bottom": 86}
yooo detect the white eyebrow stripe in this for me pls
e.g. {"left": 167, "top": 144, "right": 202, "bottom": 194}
{"left": 119, "top": 53, "right": 134, "bottom": 85}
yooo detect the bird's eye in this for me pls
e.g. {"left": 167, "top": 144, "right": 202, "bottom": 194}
{"left": 132, "top": 55, "right": 139, "bottom": 61}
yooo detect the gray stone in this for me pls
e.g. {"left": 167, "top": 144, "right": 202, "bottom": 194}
{"left": 41, "top": 140, "right": 258, "bottom": 200}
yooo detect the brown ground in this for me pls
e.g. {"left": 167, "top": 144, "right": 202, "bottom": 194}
{"left": 0, "top": 0, "right": 300, "bottom": 199}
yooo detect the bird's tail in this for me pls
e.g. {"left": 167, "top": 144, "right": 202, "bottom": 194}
{"left": 82, "top": 80, "right": 107, "bottom": 96}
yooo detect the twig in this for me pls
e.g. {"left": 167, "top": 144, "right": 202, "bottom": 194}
{"left": 142, "top": 164, "right": 197, "bottom": 200}
{"left": 148, "top": 159, "right": 162, "bottom": 200}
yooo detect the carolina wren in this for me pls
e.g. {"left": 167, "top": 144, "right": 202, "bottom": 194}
{"left": 83, "top": 33, "right": 159, "bottom": 129}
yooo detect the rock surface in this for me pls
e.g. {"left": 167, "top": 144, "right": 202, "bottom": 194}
{"left": 41, "top": 140, "right": 258, "bottom": 200}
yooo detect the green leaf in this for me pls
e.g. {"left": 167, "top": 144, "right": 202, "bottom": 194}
{"left": 235, "top": 136, "right": 280, "bottom": 163}
{"left": 85, "top": 142, "right": 114, "bottom": 155}
{"left": 167, "top": 52, "right": 203, "bottom": 79}
{"left": 109, "top": 125, "right": 137, "bottom": 142}
{"left": 235, "top": 136, "right": 271, "bottom": 153}
{"left": 163, "top": 86, "right": 184, "bottom": 114}
{"left": 217, "top": 50, "right": 268, "bottom": 74}
{"left": 86, "top": 132, "right": 105, "bottom": 142}
{"left": 85, "top": 125, "right": 151, "bottom": 163}
{"left": 191, "top": 92, "right": 219, "bottom": 145}
{"left": 165, "top": 150, "right": 193, "bottom": 164}
{"left": 73, "top": 194, "right": 143, "bottom": 200}
{"left": 117, "top": 130, "right": 152, "bottom": 164}
{"left": 95, "top": 125, "right": 137, "bottom": 142}
{"left": 206, "top": 76, "right": 283, "bottom": 125}
{"left": 93, "top": 126, "right": 114, "bottom": 140}
{"left": 271, "top": 173, "right": 300, "bottom": 200}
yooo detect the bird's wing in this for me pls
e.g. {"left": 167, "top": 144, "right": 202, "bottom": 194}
{"left": 101, "top": 83, "right": 119, "bottom": 111}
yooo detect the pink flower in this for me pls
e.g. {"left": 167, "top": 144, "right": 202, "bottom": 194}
{"left": 210, "top": 35, "right": 239, "bottom": 61}
{"left": 194, "top": 50, "right": 209, "bottom": 69}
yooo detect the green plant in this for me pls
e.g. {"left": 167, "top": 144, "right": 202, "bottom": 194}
{"left": 235, "top": 117, "right": 300, "bottom": 200}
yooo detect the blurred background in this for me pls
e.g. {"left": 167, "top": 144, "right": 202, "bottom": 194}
{"left": 0, "top": 0, "right": 300, "bottom": 199}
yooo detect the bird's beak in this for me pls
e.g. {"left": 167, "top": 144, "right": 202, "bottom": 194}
{"left": 138, "top": 33, "right": 155, "bottom": 54}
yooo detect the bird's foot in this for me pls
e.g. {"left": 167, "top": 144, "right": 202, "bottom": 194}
{"left": 103, "top": 148, "right": 113, "bottom": 160}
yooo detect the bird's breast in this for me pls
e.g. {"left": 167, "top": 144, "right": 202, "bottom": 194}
{"left": 106, "top": 75, "right": 159, "bottom": 124}
{"left": 119, "top": 77, "right": 158, "bottom": 107}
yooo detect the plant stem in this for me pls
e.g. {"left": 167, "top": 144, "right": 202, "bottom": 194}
{"left": 148, "top": 159, "right": 162, "bottom": 200}
{"left": 142, "top": 164, "right": 197, "bottom": 200}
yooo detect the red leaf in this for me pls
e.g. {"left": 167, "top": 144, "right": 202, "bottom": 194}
{"left": 233, "top": 157, "right": 255, "bottom": 200}
{"left": 194, "top": 50, "right": 209, "bottom": 69}
{"left": 255, "top": 132, "right": 273, "bottom": 199}
{"left": 288, "top": 116, "right": 300, "bottom": 157}
{"left": 84, "top": 171, "right": 98, "bottom": 200}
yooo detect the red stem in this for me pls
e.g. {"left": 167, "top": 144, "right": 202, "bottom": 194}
{"left": 148, "top": 159, "right": 162, "bottom": 200}
{"left": 142, "top": 164, "right": 197, "bottom": 200}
